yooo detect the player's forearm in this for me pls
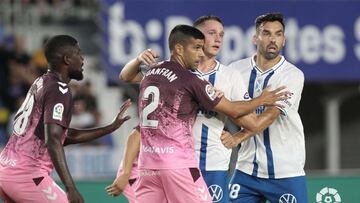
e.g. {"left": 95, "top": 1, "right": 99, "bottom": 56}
{"left": 122, "top": 129, "right": 140, "bottom": 175}
{"left": 235, "top": 107, "right": 280, "bottom": 134}
{"left": 65, "top": 124, "right": 117, "bottom": 145}
{"left": 119, "top": 58, "right": 142, "bottom": 82}
{"left": 232, "top": 129, "right": 254, "bottom": 144}
{"left": 252, "top": 107, "right": 280, "bottom": 133}
{"left": 47, "top": 138, "right": 76, "bottom": 191}
{"left": 231, "top": 98, "right": 262, "bottom": 118}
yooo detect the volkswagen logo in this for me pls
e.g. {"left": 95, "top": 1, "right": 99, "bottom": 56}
{"left": 279, "top": 193, "right": 297, "bottom": 203}
{"left": 208, "top": 184, "right": 223, "bottom": 202}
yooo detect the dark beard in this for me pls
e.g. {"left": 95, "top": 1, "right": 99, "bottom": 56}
{"left": 69, "top": 70, "right": 83, "bottom": 81}
{"left": 264, "top": 51, "right": 279, "bottom": 60}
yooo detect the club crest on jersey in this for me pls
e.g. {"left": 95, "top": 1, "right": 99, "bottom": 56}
{"left": 205, "top": 84, "right": 216, "bottom": 101}
{"left": 53, "top": 103, "right": 64, "bottom": 121}
{"left": 243, "top": 92, "right": 250, "bottom": 100}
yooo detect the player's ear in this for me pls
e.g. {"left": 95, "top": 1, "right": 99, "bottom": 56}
{"left": 63, "top": 54, "right": 71, "bottom": 65}
{"left": 282, "top": 37, "right": 286, "bottom": 47}
{"left": 252, "top": 34, "right": 257, "bottom": 45}
{"left": 175, "top": 43, "right": 184, "bottom": 55}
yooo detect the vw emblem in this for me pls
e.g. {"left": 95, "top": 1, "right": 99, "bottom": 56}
{"left": 279, "top": 193, "right": 297, "bottom": 203}
{"left": 208, "top": 184, "right": 223, "bottom": 202}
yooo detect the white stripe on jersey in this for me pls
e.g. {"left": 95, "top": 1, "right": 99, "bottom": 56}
{"left": 193, "top": 61, "right": 249, "bottom": 171}
{"left": 228, "top": 55, "right": 306, "bottom": 179}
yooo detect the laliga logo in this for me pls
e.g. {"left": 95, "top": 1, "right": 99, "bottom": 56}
{"left": 208, "top": 185, "right": 223, "bottom": 202}
{"left": 279, "top": 193, "right": 297, "bottom": 203}
{"left": 316, "top": 187, "right": 341, "bottom": 203}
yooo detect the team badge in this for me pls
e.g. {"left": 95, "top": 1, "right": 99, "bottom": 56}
{"left": 243, "top": 92, "right": 250, "bottom": 100}
{"left": 205, "top": 84, "right": 216, "bottom": 100}
{"left": 53, "top": 103, "right": 64, "bottom": 121}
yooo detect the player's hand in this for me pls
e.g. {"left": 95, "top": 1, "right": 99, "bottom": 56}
{"left": 213, "top": 87, "right": 224, "bottom": 99}
{"left": 136, "top": 48, "right": 160, "bottom": 67}
{"left": 111, "top": 99, "right": 132, "bottom": 129}
{"left": 105, "top": 174, "right": 130, "bottom": 197}
{"left": 259, "top": 86, "right": 289, "bottom": 107}
{"left": 67, "top": 188, "right": 84, "bottom": 203}
{"left": 220, "top": 130, "right": 238, "bottom": 149}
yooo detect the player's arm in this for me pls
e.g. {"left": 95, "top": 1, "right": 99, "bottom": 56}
{"left": 119, "top": 49, "right": 159, "bottom": 83}
{"left": 45, "top": 123, "right": 84, "bottom": 203}
{"left": 213, "top": 86, "right": 287, "bottom": 119}
{"left": 64, "top": 99, "right": 131, "bottom": 146}
{"left": 106, "top": 128, "right": 140, "bottom": 197}
{"left": 232, "top": 106, "right": 280, "bottom": 134}
{"left": 221, "top": 107, "right": 281, "bottom": 148}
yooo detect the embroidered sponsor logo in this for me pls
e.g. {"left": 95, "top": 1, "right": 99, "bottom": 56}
{"left": 279, "top": 193, "right": 297, "bottom": 203}
{"left": 139, "top": 170, "right": 161, "bottom": 176}
{"left": 52, "top": 103, "right": 64, "bottom": 121}
{"left": 198, "top": 186, "right": 208, "bottom": 201}
{"left": 42, "top": 186, "right": 58, "bottom": 201}
{"left": 316, "top": 187, "right": 341, "bottom": 203}
{"left": 57, "top": 82, "right": 68, "bottom": 94}
{"left": 209, "top": 184, "right": 223, "bottom": 202}
{"left": 141, "top": 145, "right": 174, "bottom": 154}
{"left": 0, "top": 154, "right": 17, "bottom": 167}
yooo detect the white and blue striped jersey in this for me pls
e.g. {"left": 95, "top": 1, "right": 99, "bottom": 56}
{"left": 228, "top": 55, "right": 306, "bottom": 179}
{"left": 193, "top": 60, "right": 250, "bottom": 171}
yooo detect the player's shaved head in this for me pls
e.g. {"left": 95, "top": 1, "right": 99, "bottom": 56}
{"left": 193, "top": 15, "right": 224, "bottom": 27}
{"left": 255, "top": 12, "right": 285, "bottom": 33}
{"left": 44, "top": 35, "right": 78, "bottom": 69}
{"left": 168, "top": 24, "right": 205, "bottom": 51}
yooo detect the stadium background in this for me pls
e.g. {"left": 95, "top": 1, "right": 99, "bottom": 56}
{"left": 0, "top": 0, "right": 360, "bottom": 202}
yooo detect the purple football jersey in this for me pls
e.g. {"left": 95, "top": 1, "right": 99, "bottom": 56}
{"left": 138, "top": 61, "right": 221, "bottom": 169}
{"left": 0, "top": 71, "right": 73, "bottom": 180}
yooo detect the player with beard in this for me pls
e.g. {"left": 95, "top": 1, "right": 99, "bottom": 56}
{"left": 226, "top": 13, "right": 308, "bottom": 202}
{"left": 0, "top": 35, "right": 132, "bottom": 203}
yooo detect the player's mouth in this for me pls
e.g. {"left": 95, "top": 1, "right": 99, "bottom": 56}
{"left": 267, "top": 45, "right": 277, "bottom": 52}
{"left": 212, "top": 45, "right": 220, "bottom": 50}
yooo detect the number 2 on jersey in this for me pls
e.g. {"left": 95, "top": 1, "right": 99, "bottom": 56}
{"left": 141, "top": 86, "right": 160, "bottom": 128}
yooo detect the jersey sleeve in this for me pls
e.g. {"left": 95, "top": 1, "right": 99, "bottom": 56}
{"left": 188, "top": 74, "right": 221, "bottom": 111}
{"left": 275, "top": 70, "right": 304, "bottom": 116}
{"left": 43, "top": 82, "right": 73, "bottom": 128}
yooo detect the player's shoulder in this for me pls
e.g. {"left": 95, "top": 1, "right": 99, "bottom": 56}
{"left": 227, "top": 56, "right": 252, "bottom": 70}
{"left": 42, "top": 72, "right": 71, "bottom": 95}
{"left": 218, "top": 61, "right": 246, "bottom": 81}
{"left": 282, "top": 59, "right": 304, "bottom": 80}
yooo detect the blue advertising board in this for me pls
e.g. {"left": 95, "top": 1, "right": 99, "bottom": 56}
{"left": 101, "top": 0, "right": 360, "bottom": 83}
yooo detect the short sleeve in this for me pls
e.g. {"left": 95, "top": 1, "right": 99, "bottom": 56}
{"left": 275, "top": 70, "right": 304, "bottom": 116}
{"left": 43, "top": 82, "right": 73, "bottom": 128}
{"left": 188, "top": 74, "right": 221, "bottom": 111}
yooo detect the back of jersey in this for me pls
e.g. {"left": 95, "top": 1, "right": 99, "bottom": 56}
{"left": 0, "top": 72, "right": 73, "bottom": 180}
{"left": 138, "top": 61, "right": 221, "bottom": 170}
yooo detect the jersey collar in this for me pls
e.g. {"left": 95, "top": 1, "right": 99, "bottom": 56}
{"left": 251, "top": 54, "right": 286, "bottom": 75}
{"left": 195, "top": 60, "right": 220, "bottom": 76}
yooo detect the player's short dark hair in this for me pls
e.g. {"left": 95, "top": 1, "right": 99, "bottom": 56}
{"left": 193, "top": 15, "right": 224, "bottom": 27}
{"left": 44, "top": 35, "right": 78, "bottom": 67}
{"left": 255, "top": 12, "right": 285, "bottom": 33}
{"left": 168, "top": 24, "right": 205, "bottom": 51}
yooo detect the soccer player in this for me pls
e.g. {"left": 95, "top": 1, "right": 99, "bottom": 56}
{"left": 135, "top": 24, "right": 286, "bottom": 203}
{"left": 192, "top": 15, "right": 276, "bottom": 203}
{"left": 227, "top": 13, "right": 308, "bottom": 202}
{"left": 0, "top": 35, "right": 131, "bottom": 203}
